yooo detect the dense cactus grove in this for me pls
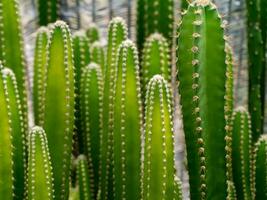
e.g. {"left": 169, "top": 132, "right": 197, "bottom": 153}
{"left": 0, "top": 0, "right": 267, "bottom": 199}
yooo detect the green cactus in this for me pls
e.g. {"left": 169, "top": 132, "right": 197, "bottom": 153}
{"left": 80, "top": 62, "right": 103, "bottom": 198}
{"left": 174, "top": 176, "right": 183, "bottom": 200}
{"left": 37, "top": 0, "right": 59, "bottom": 25}
{"left": 0, "top": 65, "right": 26, "bottom": 200}
{"left": 0, "top": 0, "right": 29, "bottom": 134}
{"left": 136, "top": 0, "right": 174, "bottom": 51}
{"left": 112, "top": 40, "right": 142, "bottom": 200}
{"left": 246, "top": 0, "right": 265, "bottom": 142}
{"left": 99, "top": 17, "right": 127, "bottom": 200}
{"left": 142, "top": 75, "right": 177, "bottom": 200}
{"left": 42, "top": 21, "right": 75, "bottom": 200}
{"left": 177, "top": 1, "right": 228, "bottom": 199}
{"left": 77, "top": 155, "right": 93, "bottom": 200}
{"left": 253, "top": 135, "right": 267, "bottom": 200}
{"left": 181, "top": 0, "right": 190, "bottom": 11}
{"left": 33, "top": 27, "right": 49, "bottom": 125}
{"left": 231, "top": 108, "right": 253, "bottom": 200}
{"left": 141, "top": 33, "right": 171, "bottom": 96}
{"left": 86, "top": 24, "right": 100, "bottom": 44}
{"left": 26, "top": 126, "right": 54, "bottom": 200}
{"left": 227, "top": 181, "right": 237, "bottom": 200}
{"left": 90, "top": 42, "right": 105, "bottom": 74}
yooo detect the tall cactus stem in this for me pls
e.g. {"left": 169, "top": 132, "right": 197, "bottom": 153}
{"left": 37, "top": 0, "right": 59, "bottom": 25}
{"left": 90, "top": 42, "right": 105, "bottom": 74}
{"left": 226, "top": 181, "right": 237, "bottom": 200}
{"left": 86, "top": 24, "right": 100, "bottom": 44}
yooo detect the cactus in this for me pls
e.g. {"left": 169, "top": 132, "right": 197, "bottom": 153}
{"left": 177, "top": 1, "right": 228, "bottom": 199}
{"left": 136, "top": 0, "right": 174, "bottom": 51}
{"left": 90, "top": 42, "right": 105, "bottom": 74}
{"left": 141, "top": 33, "right": 171, "bottom": 96}
{"left": 112, "top": 40, "right": 142, "bottom": 200}
{"left": 80, "top": 63, "right": 103, "bottom": 198}
{"left": 0, "top": 65, "right": 26, "bottom": 200}
{"left": 42, "top": 21, "right": 75, "bottom": 200}
{"left": 26, "top": 126, "right": 54, "bottom": 200}
{"left": 174, "top": 176, "right": 183, "bottom": 200}
{"left": 227, "top": 181, "right": 237, "bottom": 200}
{"left": 33, "top": 27, "right": 49, "bottom": 125}
{"left": 86, "top": 24, "right": 100, "bottom": 44}
{"left": 181, "top": 0, "right": 190, "bottom": 11}
{"left": 77, "top": 155, "right": 93, "bottom": 200}
{"left": 231, "top": 108, "right": 253, "bottom": 200}
{"left": 0, "top": 0, "right": 29, "bottom": 133}
{"left": 253, "top": 135, "right": 267, "bottom": 200}
{"left": 37, "top": 0, "right": 59, "bottom": 25}
{"left": 99, "top": 17, "right": 127, "bottom": 200}
{"left": 142, "top": 75, "right": 177, "bottom": 200}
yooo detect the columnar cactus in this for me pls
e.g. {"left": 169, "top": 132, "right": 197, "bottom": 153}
{"left": 90, "top": 42, "right": 105, "bottom": 73}
{"left": 112, "top": 40, "right": 142, "bottom": 200}
{"left": 177, "top": 1, "right": 228, "bottom": 199}
{"left": 142, "top": 75, "right": 177, "bottom": 200}
{"left": 253, "top": 135, "right": 267, "bottom": 200}
{"left": 141, "top": 33, "right": 171, "bottom": 96}
{"left": 37, "top": 0, "right": 59, "bottom": 25}
{"left": 227, "top": 181, "right": 237, "bottom": 200}
{"left": 136, "top": 0, "right": 174, "bottom": 51}
{"left": 33, "top": 27, "right": 49, "bottom": 125}
{"left": 80, "top": 62, "right": 103, "bottom": 198}
{"left": 26, "top": 126, "right": 54, "bottom": 200}
{"left": 86, "top": 24, "right": 100, "bottom": 44}
{"left": 42, "top": 21, "right": 75, "bottom": 200}
{"left": 77, "top": 155, "right": 93, "bottom": 200}
{"left": 0, "top": 65, "right": 26, "bottom": 200}
{"left": 99, "top": 17, "right": 127, "bottom": 200}
{"left": 231, "top": 108, "right": 253, "bottom": 200}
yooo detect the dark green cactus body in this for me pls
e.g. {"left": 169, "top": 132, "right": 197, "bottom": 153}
{"left": 77, "top": 155, "right": 92, "bottom": 200}
{"left": 231, "top": 108, "right": 253, "bottom": 200}
{"left": 113, "top": 40, "right": 142, "bottom": 200}
{"left": 42, "top": 21, "right": 75, "bottom": 200}
{"left": 86, "top": 24, "right": 100, "bottom": 44}
{"left": 136, "top": 0, "right": 174, "bottom": 51}
{"left": 26, "top": 126, "right": 54, "bottom": 200}
{"left": 141, "top": 33, "right": 171, "bottom": 96}
{"left": 33, "top": 27, "right": 49, "bottom": 125}
{"left": 142, "top": 75, "right": 177, "bottom": 200}
{"left": 37, "top": 0, "right": 59, "bottom": 25}
{"left": 80, "top": 63, "right": 103, "bottom": 198}
{"left": 99, "top": 17, "right": 127, "bottom": 200}
{"left": 177, "top": 1, "right": 228, "bottom": 199}
{"left": 90, "top": 42, "right": 105, "bottom": 74}
{"left": 254, "top": 135, "right": 267, "bottom": 200}
{"left": 0, "top": 65, "right": 26, "bottom": 200}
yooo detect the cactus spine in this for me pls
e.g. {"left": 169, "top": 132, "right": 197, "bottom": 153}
{"left": 231, "top": 108, "right": 253, "bottom": 200}
{"left": 42, "top": 21, "right": 75, "bottom": 200}
{"left": 86, "top": 24, "right": 100, "bottom": 44}
{"left": 90, "top": 42, "right": 105, "bottom": 74}
{"left": 142, "top": 75, "right": 177, "bottom": 200}
{"left": 177, "top": 1, "right": 228, "bottom": 199}
{"left": 80, "top": 63, "right": 103, "bottom": 198}
{"left": 33, "top": 27, "right": 49, "bottom": 125}
{"left": 227, "top": 181, "right": 237, "bottom": 200}
{"left": 99, "top": 17, "right": 127, "bottom": 200}
{"left": 37, "top": 0, "right": 59, "bottom": 25}
{"left": 0, "top": 65, "right": 26, "bottom": 200}
{"left": 113, "top": 40, "right": 142, "bottom": 200}
{"left": 26, "top": 126, "right": 54, "bottom": 200}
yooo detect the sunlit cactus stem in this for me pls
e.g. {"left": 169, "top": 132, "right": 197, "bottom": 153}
{"left": 33, "top": 27, "right": 49, "bottom": 125}
{"left": 37, "top": 0, "right": 59, "bottom": 25}
{"left": 142, "top": 75, "right": 178, "bottom": 200}
{"left": 0, "top": 64, "right": 26, "bottom": 200}
{"left": 80, "top": 62, "right": 103, "bottom": 198}
{"left": 42, "top": 21, "right": 75, "bottom": 200}
{"left": 90, "top": 42, "right": 105, "bottom": 74}
{"left": 113, "top": 40, "right": 142, "bottom": 200}
{"left": 26, "top": 126, "right": 54, "bottom": 200}
{"left": 86, "top": 24, "right": 100, "bottom": 44}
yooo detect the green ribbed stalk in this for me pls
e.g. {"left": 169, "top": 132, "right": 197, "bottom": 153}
{"left": 86, "top": 24, "right": 100, "bottom": 44}
{"left": 99, "top": 17, "right": 127, "bottom": 200}
{"left": 177, "top": 1, "right": 227, "bottom": 199}
{"left": 254, "top": 135, "right": 267, "bottom": 200}
{"left": 136, "top": 0, "right": 174, "bottom": 51}
{"left": 142, "top": 75, "right": 177, "bottom": 200}
{"left": 0, "top": 65, "right": 26, "bottom": 200}
{"left": 77, "top": 155, "right": 92, "bottom": 200}
{"left": 69, "top": 187, "right": 79, "bottom": 200}
{"left": 227, "top": 181, "right": 237, "bottom": 200}
{"left": 113, "top": 40, "right": 142, "bottom": 200}
{"left": 37, "top": 0, "right": 59, "bottom": 25}
{"left": 80, "top": 63, "right": 103, "bottom": 198}
{"left": 42, "top": 21, "right": 75, "bottom": 200}
{"left": 141, "top": 33, "right": 170, "bottom": 96}
{"left": 33, "top": 27, "right": 49, "bottom": 125}
{"left": 90, "top": 42, "right": 105, "bottom": 74}
{"left": 231, "top": 108, "right": 253, "bottom": 200}
{"left": 26, "top": 126, "right": 54, "bottom": 200}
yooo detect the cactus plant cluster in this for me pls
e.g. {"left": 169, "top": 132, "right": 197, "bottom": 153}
{"left": 0, "top": 0, "right": 267, "bottom": 200}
